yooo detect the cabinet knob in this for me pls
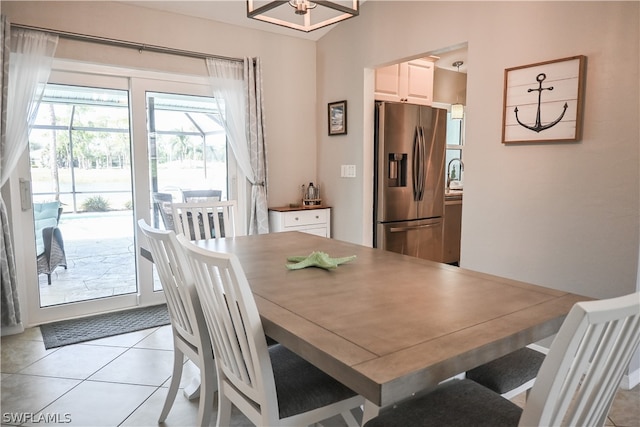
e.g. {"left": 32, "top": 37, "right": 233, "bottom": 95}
{"left": 295, "top": 217, "right": 299, "bottom": 221}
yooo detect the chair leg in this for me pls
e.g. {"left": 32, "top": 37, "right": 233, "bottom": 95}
{"left": 216, "top": 386, "right": 233, "bottom": 427}
{"left": 183, "top": 377, "right": 201, "bottom": 400}
{"left": 362, "top": 400, "right": 380, "bottom": 425}
{"left": 159, "top": 348, "right": 185, "bottom": 423}
{"left": 196, "top": 359, "right": 216, "bottom": 427}
{"left": 341, "top": 408, "right": 360, "bottom": 427}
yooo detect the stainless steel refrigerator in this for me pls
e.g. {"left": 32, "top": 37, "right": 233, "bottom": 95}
{"left": 373, "top": 101, "right": 447, "bottom": 262}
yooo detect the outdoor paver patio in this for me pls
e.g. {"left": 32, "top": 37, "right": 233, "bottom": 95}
{"left": 37, "top": 211, "right": 138, "bottom": 307}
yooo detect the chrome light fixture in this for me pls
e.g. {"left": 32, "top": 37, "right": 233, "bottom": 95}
{"left": 247, "top": 0, "right": 360, "bottom": 33}
{"left": 451, "top": 60, "right": 465, "bottom": 120}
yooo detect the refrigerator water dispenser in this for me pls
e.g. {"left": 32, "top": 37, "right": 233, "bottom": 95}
{"left": 388, "top": 153, "right": 407, "bottom": 187}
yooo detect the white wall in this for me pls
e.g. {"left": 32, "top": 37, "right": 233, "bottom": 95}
{"left": 316, "top": 1, "right": 639, "bottom": 302}
{"left": 4, "top": 0, "right": 637, "bottom": 303}
{"left": 2, "top": 0, "right": 319, "bottom": 208}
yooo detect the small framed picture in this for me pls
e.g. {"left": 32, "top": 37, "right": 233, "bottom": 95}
{"left": 502, "top": 55, "right": 586, "bottom": 144}
{"left": 328, "top": 100, "right": 347, "bottom": 136}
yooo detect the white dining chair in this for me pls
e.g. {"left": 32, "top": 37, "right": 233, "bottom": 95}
{"left": 363, "top": 292, "right": 640, "bottom": 427}
{"left": 176, "top": 234, "right": 364, "bottom": 427}
{"left": 172, "top": 200, "right": 243, "bottom": 240}
{"left": 138, "top": 219, "right": 216, "bottom": 427}
{"left": 151, "top": 192, "right": 175, "bottom": 231}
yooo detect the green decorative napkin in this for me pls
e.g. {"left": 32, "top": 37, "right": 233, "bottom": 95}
{"left": 286, "top": 251, "right": 356, "bottom": 270}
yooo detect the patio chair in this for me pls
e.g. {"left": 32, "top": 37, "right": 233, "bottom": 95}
{"left": 363, "top": 292, "right": 640, "bottom": 427}
{"left": 176, "top": 234, "right": 364, "bottom": 427}
{"left": 137, "top": 219, "right": 216, "bottom": 427}
{"left": 181, "top": 189, "right": 222, "bottom": 203}
{"left": 172, "top": 200, "right": 243, "bottom": 240}
{"left": 152, "top": 192, "right": 175, "bottom": 231}
{"left": 34, "top": 201, "right": 67, "bottom": 285}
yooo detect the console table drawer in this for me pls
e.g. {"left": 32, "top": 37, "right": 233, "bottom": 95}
{"left": 269, "top": 207, "right": 331, "bottom": 238}
{"left": 283, "top": 209, "right": 327, "bottom": 227}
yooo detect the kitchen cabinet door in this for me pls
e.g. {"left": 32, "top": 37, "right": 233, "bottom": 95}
{"left": 404, "top": 59, "right": 434, "bottom": 105}
{"left": 374, "top": 63, "right": 404, "bottom": 102}
{"left": 443, "top": 199, "right": 462, "bottom": 264}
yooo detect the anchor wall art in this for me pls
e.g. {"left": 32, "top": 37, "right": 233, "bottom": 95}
{"left": 502, "top": 55, "right": 586, "bottom": 144}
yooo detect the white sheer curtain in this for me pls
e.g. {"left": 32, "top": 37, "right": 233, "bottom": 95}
{"left": 207, "top": 57, "right": 269, "bottom": 235}
{"left": 0, "top": 22, "right": 58, "bottom": 328}
{"left": 2, "top": 27, "right": 58, "bottom": 186}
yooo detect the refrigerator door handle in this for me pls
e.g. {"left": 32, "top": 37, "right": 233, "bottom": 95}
{"left": 412, "top": 127, "right": 419, "bottom": 200}
{"left": 412, "top": 126, "right": 426, "bottom": 201}
{"left": 389, "top": 223, "right": 440, "bottom": 232}
{"left": 419, "top": 126, "right": 426, "bottom": 200}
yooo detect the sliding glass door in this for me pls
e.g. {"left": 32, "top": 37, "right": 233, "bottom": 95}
{"left": 19, "top": 62, "right": 236, "bottom": 325}
{"left": 22, "top": 71, "right": 141, "bottom": 323}
{"left": 30, "top": 83, "right": 135, "bottom": 307}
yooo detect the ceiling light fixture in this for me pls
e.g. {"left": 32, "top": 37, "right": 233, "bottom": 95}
{"left": 451, "top": 60, "right": 465, "bottom": 120}
{"left": 247, "top": 0, "right": 360, "bottom": 33}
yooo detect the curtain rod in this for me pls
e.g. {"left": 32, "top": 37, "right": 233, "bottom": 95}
{"left": 10, "top": 23, "right": 246, "bottom": 63}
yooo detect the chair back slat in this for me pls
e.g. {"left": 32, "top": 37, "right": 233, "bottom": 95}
{"left": 579, "top": 315, "right": 640, "bottom": 426}
{"left": 177, "top": 234, "right": 276, "bottom": 407}
{"left": 138, "top": 219, "right": 204, "bottom": 348}
{"left": 172, "top": 201, "right": 243, "bottom": 240}
{"left": 520, "top": 292, "right": 640, "bottom": 427}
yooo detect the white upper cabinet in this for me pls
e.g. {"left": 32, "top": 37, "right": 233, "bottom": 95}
{"left": 375, "top": 58, "right": 435, "bottom": 106}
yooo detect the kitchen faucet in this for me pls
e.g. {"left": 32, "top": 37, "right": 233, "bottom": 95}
{"left": 447, "top": 158, "right": 464, "bottom": 191}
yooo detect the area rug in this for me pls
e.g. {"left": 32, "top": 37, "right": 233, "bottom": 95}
{"left": 40, "top": 304, "right": 170, "bottom": 349}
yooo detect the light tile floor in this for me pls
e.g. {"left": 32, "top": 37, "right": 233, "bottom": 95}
{"left": 0, "top": 325, "right": 352, "bottom": 427}
{"left": 1, "top": 325, "right": 639, "bottom": 427}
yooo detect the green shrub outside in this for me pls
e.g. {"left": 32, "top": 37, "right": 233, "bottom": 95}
{"left": 82, "top": 195, "right": 110, "bottom": 212}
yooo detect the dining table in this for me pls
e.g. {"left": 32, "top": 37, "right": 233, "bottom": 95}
{"left": 192, "top": 231, "right": 589, "bottom": 410}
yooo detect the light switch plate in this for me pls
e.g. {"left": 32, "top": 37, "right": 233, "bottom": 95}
{"left": 341, "top": 165, "right": 356, "bottom": 178}
{"left": 19, "top": 178, "right": 32, "bottom": 211}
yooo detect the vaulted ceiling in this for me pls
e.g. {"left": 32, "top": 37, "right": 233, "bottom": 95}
{"left": 120, "top": 1, "right": 467, "bottom": 71}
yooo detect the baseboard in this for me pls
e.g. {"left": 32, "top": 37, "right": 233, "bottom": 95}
{"left": 1, "top": 322, "right": 24, "bottom": 337}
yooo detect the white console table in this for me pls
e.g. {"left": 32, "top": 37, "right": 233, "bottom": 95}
{"left": 268, "top": 206, "right": 331, "bottom": 238}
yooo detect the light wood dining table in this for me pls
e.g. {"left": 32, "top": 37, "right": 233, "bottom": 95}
{"left": 194, "top": 231, "right": 588, "bottom": 409}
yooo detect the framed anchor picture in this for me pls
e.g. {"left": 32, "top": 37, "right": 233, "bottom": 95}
{"left": 502, "top": 55, "right": 586, "bottom": 144}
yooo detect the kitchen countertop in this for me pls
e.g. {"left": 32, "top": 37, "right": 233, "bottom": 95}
{"left": 445, "top": 190, "right": 463, "bottom": 202}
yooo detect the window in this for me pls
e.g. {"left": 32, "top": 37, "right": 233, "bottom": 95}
{"left": 30, "top": 84, "right": 131, "bottom": 211}
{"left": 445, "top": 111, "right": 464, "bottom": 186}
